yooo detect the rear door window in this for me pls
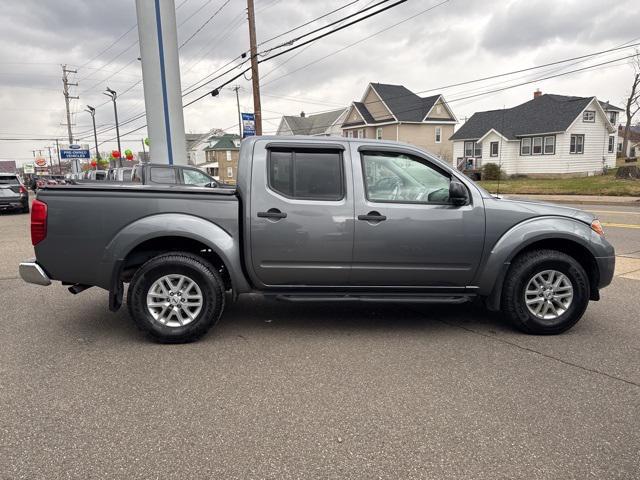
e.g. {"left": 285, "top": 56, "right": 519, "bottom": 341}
{"left": 150, "top": 167, "right": 177, "bottom": 184}
{"left": 267, "top": 149, "right": 343, "bottom": 200}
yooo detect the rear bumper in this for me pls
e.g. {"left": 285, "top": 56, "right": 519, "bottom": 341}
{"left": 596, "top": 255, "right": 615, "bottom": 289}
{"left": 19, "top": 260, "right": 51, "bottom": 286}
{"left": 0, "top": 199, "right": 24, "bottom": 210}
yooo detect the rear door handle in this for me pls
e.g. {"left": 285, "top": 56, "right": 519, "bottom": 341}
{"left": 357, "top": 211, "right": 386, "bottom": 222}
{"left": 257, "top": 208, "right": 287, "bottom": 219}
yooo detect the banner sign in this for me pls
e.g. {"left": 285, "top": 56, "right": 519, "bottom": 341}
{"left": 242, "top": 112, "right": 255, "bottom": 138}
{"left": 60, "top": 149, "right": 90, "bottom": 160}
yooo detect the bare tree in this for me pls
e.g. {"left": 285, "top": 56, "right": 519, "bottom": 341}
{"left": 621, "top": 51, "right": 640, "bottom": 158}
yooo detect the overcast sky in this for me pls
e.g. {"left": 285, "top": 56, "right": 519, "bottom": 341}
{"left": 1, "top": 0, "right": 639, "bottom": 166}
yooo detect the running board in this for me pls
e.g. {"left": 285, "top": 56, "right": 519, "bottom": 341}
{"left": 274, "top": 294, "right": 474, "bottom": 304}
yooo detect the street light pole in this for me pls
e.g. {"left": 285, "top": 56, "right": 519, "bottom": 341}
{"left": 85, "top": 105, "right": 101, "bottom": 161}
{"left": 103, "top": 87, "right": 121, "bottom": 166}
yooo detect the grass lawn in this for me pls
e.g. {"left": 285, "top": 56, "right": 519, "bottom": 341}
{"left": 478, "top": 169, "right": 640, "bottom": 196}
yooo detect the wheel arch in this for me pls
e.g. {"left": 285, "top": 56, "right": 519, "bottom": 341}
{"left": 100, "top": 213, "right": 251, "bottom": 310}
{"left": 480, "top": 217, "right": 603, "bottom": 311}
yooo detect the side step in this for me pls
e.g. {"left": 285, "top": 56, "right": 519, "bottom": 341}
{"left": 274, "top": 294, "right": 474, "bottom": 304}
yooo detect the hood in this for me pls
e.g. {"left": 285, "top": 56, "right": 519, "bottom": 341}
{"left": 490, "top": 196, "right": 595, "bottom": 225}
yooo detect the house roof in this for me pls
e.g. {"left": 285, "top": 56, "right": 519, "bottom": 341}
{"left": 450, "top": 94, "right": 611, "bottom": 141}
{"left": 282, "top": 109, "right": 346, "bottom": 135}
{"left": 0, "top": 160, "right": 17, "bottom": 173}
{"left": 343, "top": 83, "right": 452, "bottom": 127}
{"left": 205, "top": 134, "right": 239, "bottom": 151}
{"left": 185, "top": 133, "right": 210, "bottom": 151}
{"left": 599, "top": 100, "right": 624, "bottom": 112}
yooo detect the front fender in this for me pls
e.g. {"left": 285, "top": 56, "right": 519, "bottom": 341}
{"left": 476, "top": 216, "right": 612, "bottom": 299}
{"left": 96, "top": 213, "right": 250, "bottom": 293}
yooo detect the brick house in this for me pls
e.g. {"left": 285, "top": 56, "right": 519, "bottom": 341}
{"left": 200, "top": 134, "right": 241, "bottom": 184}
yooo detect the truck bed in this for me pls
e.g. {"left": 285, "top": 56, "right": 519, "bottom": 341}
{"left": 34, "top": 184, "right": 239, "bottom": 289}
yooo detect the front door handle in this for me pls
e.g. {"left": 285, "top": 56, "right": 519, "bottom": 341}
{"left": 357, "top": 211, "right": 386, "bottom": 222}
{"left": 257, "top": 208, "right": 287, "bottom": 219}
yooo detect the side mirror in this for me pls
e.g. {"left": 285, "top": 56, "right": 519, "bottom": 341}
{"left": 449, "top": 180, "right": 468, "bottom": 206}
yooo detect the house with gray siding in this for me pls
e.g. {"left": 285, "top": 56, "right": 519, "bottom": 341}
{"left": 276, "top": 109, "right": 348, "bottom": 137}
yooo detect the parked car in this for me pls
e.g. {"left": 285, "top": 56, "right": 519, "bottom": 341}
{"left": 19, "top": 136, "right": 615, "bottom": 343}
{"left": 131, "top": 162, "right": 221, "bottom": 187}
{"left": 85, "top": 170, "right": 107, "bottom": 181}
{"left": 35, "top": 176, "right": 57, "bottom": 189}
{"left": 107, "top": 167, "right": 133, "bottom": 182}
{"left": 0, "top": 173, "right": 29, "bottom": 213}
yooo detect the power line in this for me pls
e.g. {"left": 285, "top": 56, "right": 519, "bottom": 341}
{"left": 89, "top": 0, "right": 408, "bottom": 140}
{"left": 183, "top": 0, "right": 410, "bottom": 106}
{"left": 179, "top": 0, "right": 232, "bottom": 49}
{"left": 257, "top": 0, "right": 361, "bottom": 47}
{"left": 258, "top": 54, "right": 638, "bottom": 134}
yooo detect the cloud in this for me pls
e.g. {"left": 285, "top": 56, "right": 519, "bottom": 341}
{"left": 1, "top": 0, "right": 640, "bottom": 164}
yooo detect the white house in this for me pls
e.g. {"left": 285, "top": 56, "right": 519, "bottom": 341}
{"left": 450, "top": 92, "right": 621, "bottom": 176}
{"left": 276, "top": 109, "right": 348, "bottom": 137}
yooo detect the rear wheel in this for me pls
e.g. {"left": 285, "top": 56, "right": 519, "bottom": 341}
{"left": 502, "top": 249, "right": 590, "bottom": 334}
{"left": 127, "top": 252, "right": 225, "bottom": 343}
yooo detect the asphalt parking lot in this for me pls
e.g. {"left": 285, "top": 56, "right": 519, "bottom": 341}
{"left": 1, "top": 202, "right": 639, "bottom": 479}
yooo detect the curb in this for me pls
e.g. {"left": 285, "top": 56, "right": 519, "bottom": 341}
{"left": 504, "top": 196, "right": 640, "bottom": 207}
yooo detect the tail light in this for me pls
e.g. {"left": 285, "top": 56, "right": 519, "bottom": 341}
{"left": 19, "top": 185, "right": 27, "bottom": 195}
{"left": 31, "top": 199, "right": 47, "bottom": 246}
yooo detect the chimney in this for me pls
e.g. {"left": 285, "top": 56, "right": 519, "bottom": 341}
{"left": 300, "top": 111, "right": 305, "bottom": 118}
{"left": 533, "top": 89, "right": 542, "bottom": 99}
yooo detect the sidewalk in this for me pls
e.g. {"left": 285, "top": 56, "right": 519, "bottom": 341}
{"left": 503, "top": 194, "right": 640, "bottom": 207}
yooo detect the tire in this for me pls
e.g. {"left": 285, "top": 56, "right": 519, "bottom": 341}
{"left": 502, "top": 249, "right": 590, "bottom": 334}
{"left": 127, "top": 252, "right": 225, "bottom": 343}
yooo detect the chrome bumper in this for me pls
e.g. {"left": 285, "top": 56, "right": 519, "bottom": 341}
{"left": 19, "top": 261, "right": 51, "bottom": 286}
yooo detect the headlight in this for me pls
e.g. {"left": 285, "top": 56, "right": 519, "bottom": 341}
{"left": 591, "top": 219, "right": 605, "bottom": 236}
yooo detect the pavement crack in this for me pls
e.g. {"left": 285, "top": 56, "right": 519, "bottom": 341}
{"left": 0, "top": 276, "right": 19, "bottom": 281}
{"left": 403, "top": 305, "right": 640, "bottom": 389}
{"left": 443, "top": 319, "right": 640, "bottom": 389}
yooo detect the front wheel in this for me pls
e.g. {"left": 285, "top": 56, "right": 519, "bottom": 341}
{"left": 502, "top": 249, "right": 590, "bottom": 334}
{"left": 127, "top": 252, "right": 225, "bottom": 343}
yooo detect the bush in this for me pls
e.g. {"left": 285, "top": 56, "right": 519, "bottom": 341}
{"left": 482, "top": 163, "right": 504, "bottom": 180}
{"left": 615, "top": 165, "right": 640, "bottom": 179}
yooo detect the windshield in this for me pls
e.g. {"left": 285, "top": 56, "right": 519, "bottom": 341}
{"left": 0, "top": 175, "right": 19, "bottom": 184}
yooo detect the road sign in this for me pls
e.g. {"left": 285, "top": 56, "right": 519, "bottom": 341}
{"left": 60, "top": 149, "right": 90, "bottom": 160}
{"left": 23, "top": 163, "right": 35, "bottom": 174}
{"left": 242, "top": 113, "right": 255, "bottom": 138}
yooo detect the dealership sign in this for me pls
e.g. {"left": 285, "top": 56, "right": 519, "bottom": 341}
{"left": 23, "top": 163, "right": 35, "bottom": 174}
{"left": 242, "top": 113, "right": 255, "bottom": 138}
{"left": 60, "top": 148, "right": 90, "bottom": 159}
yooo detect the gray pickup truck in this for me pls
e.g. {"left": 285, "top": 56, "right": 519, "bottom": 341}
{"left": 19, "top": 136, "right": 615, "bottom": 343}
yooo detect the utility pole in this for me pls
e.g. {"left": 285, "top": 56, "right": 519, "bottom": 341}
{"left": 61, "top": 65, "right": 78, "bottom": 144}
{"left": 46, "top": 146, "right": 53, "bottom": 173}
{"left": 62, "top": 65, "right": 79, "bottom": 173}
{"left": 246, "top": 0, "right": 262, "bottom": 135}
{"left": 233, "top": 85, "right": 243, "bottom": 137}
{"left": 55, "top": 139, "right": 62, "bottom": 174}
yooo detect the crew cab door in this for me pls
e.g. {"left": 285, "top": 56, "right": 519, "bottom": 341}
{"left": 249, "top": 143, "right": 354, "bottom": 287}
{"left": 351, "top": 147, "right": 485, "bottom": 287}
